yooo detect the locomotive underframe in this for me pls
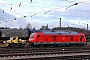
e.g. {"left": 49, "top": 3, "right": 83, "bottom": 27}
{"left": 29, "top": 42, "right": 87, "bottom": 47}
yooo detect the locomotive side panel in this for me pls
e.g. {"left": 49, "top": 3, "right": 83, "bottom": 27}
{"left": 72, "top": 35, "right": 79, "bottom": 43}
{"left": 56, "top": 35, "right": 62, "bottom": 42}
{"left": 35, "top": 33, "right": 44, "bottom": 42}
{"left": 61, "top": 35, "right": 70, "bottom": 43}
{"left": 44, "top": 34, "right": 53, "bottom": 42}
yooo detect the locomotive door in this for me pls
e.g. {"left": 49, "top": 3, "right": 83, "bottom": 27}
{"left": 70, "top": 36, "right": 73, "bottom": 42}
{"left": 53, "top": 36, "right": 56, "bottom": 42}
{"left": 80, "top": 36, "right": 83, "bottom": 42}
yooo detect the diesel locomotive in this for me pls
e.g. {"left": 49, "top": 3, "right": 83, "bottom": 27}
{"left": 28, "top": 30, "right": 87, "bottom": 47}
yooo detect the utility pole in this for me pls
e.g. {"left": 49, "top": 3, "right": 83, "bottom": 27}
{"left": 87, "top": 24, "right": 88, "bottom": 31}
{"left": 60, "top": 18, "right": 61, "bottom": 30}
{"left": 5, "top": 25, "right": 6, "bottom": 28}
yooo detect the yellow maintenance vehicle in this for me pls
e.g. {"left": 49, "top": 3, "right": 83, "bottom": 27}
{"left": 3, "top": 36, "right": 27, "bottom": 48}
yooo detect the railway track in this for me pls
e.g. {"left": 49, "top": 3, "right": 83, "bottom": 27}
{"left": 25, "top": 55, "right": 90, "bottom": 60}
{"left": 0, "top": 51, "right": 90, "bottom": 60}
{"left": 0, "top": 44, "right": 89, "bottom": 60}
{"left": 0, "top": 46, "right": 90, "bottom": 60}
{"left": 0, "top": 46, "right": 90, "bottom": 52}
{"left": 0, "top": 49, "right": 90, "bottom": 56}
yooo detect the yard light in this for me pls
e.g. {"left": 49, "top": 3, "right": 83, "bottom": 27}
{"left": 62, "top": 48, "right": 65, "bottom": 50}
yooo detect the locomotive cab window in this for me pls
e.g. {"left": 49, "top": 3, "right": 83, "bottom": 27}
{"left": 30, "top": 33, "right": 35, "bottom": 38}
{"left": 81, "top": 36, "right": 84, "bottom": 38}
{"left": 37, "top": 34, "right": 40, "bottom": 37}
{"left": 80, "top": 36, "right": 84, "bottom": 41}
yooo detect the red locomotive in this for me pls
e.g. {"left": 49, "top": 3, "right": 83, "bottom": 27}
{"left": 28, "top": 30, "right": 87, "bottom": 47}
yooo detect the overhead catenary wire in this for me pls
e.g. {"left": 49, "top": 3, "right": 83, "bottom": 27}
{"left": 0, "top": 0, "right": 90, "bottom": 24}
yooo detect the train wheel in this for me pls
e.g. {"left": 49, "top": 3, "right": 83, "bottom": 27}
{"left": 20, "top": 44, "right": 24, "bottom": 48}
{"left": 9, "top": 44, "right": 14, "bottom": 48}
{"left": 76, "top": 44, "right": 83, "bottom": 46}
{"left": 44, "top": 45, "right": 48, "bottom": 47}
{"left": 48, "top": 45, "right": 52, "bottom": 48}
{"left": 40, "top": 44, "right": 45, "bottom": 47}
{"left": 66, "top": 45, "right": 70, "bottom": 47}
{"left": 81, "top": 44, "right": 84, "bottom": 46}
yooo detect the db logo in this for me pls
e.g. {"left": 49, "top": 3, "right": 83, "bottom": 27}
{"left": 62, "top": 38, "right": 65, "bottom": 40}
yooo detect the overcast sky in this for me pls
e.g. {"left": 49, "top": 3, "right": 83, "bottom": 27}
{"left": 0, "top": 0, "right": 90, "bottom": 29}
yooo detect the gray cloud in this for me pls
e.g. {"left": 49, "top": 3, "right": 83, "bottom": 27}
{"left": 0, "top": 8, "right": 15, "bottom": 21}
{"left": 21, "top": 1, "right": 89, "bottom": 21}
{"left": 42, "top": 1, "right": 90, "bottom": 20}
{"left": 0, "top": 0, "right": 90, "bottom": 30}
{"left": 0, "top": 8, "right": 28, "bottom": 28}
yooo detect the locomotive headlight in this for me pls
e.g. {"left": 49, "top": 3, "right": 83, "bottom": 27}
{"left": 29, "top": 38, "right": 31, "bottom": 41}
{"left": 3, "top": 40, "right": 9, "bottom": 43}
{"left": 3, "top": 41, "right": 6, "bottom": 43}
{"left": 29, "top": 38, "right": 33, "bottom": 42}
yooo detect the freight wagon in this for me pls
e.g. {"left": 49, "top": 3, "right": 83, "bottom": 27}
{"left": 28, "top": 31, "right": 87, "bottom": 47}
{"left": 0, "top": 29, "right": 29, "bottom": 40}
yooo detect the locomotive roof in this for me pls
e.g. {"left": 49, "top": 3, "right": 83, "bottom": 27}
{"left": 54, "top": 30, "right": 75, "bottom": 32}
{"left": 29, "top": 30, "right": 78, "bottom": 35}
{"left": 42, "top": 31, "right": 78, "bottom": 35}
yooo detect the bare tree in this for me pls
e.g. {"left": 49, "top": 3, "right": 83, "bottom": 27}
{"left": 40, "top": 24, "right": 50, "bottom": 30}
{"left": 25, "top": 22, "right": 32, "bottom": 30}
{"left": 32, "top": 27, "right": 35, "bottom": 30}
